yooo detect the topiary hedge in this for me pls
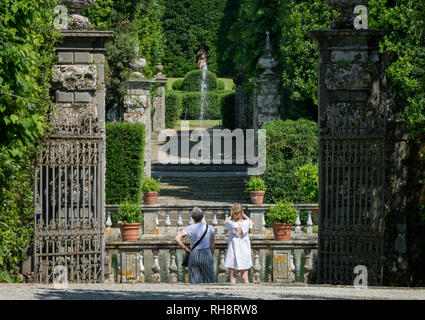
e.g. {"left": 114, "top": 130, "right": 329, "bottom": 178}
{"left": 172, "top": 79, "right": 184, "bottom": 91}
{"left": 165, "top": 91, "right": 183, "bottom": 128}
{"left": 181, "top": 70, "right": 217, "bottom": 92}
{"left": 106, "top": 123, "right": 146, "bottom": 204}
{"left": 179, "top": 91, "right": 234, "bottom": 120}
{"left": 263, "top": 119, "right": 318, "bottom": 204}
{"left": 220, "top": 92, "right": 235, "bottom": 129}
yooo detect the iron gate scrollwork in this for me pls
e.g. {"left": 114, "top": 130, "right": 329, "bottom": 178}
{"left": 34, "top": 114, "right": 105, "bottom": 283}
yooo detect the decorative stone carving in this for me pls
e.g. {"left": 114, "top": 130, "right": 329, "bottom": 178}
{"left": 129, "top": 45, "right": 146, "bottom": 78}
{"left": 60, "top": 0, "right": 96, "bottom": 30}
{"left": 253, "top": 32, "right": 281, "bottom": 129}
{"left": 52, "top": 65, "right": 97, "bottom": 91}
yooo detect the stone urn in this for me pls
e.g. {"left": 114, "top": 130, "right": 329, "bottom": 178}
{"left": 144, "top": 192, "right": 158, "bottom": 205}
{"left": 271, "top": 223, "right": 292, "bottom": 241}
{"left": 250, "top": 191, "right": 265, "bottom": 205}
{"left": 119, "top": 222, "right": 141, "bottom": 242}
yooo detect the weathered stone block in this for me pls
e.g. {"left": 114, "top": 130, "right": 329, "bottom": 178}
{"left": 330, "top": 50, "right": 367, "bottom": 63}
{"left": 272, "top": 250, "right": 295, "bottom": 283}
{"left": 92, "top": 53, "right": 105, "bottom": 64}
{"left": 74, "top": 91, "right": 94, "bottom": 103}
{"left": 57, "top": 52, "right": 73, "bottom": 64}
{"left": 56, "top": 91, "right": 74, "bottom": 103}
{"left": 52, "top": 65, "right": 97, "bottom": 91}
{"left": 74, "top": 52, "right": 92, "bottom": 64}
{"left": 123, "top": 112, "right": 144, "bottom": 123}
{"left": 325, "top": 63, "right": 372, "bottom": 90}
{"left": 50, "top": 103, "right": 96, "bottom": 130}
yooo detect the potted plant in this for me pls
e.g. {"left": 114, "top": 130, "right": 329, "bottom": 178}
{"left": 118, "top": 201, "right": 142, "bottom": 242}
{"left": 245, "top": 176, "right": 266, "bottom": 205}
{"left": 142, "top": 177, "right": 160, "bottom": 205}
{"left": 266, "top": 201, "right": 297, "bottom": 241}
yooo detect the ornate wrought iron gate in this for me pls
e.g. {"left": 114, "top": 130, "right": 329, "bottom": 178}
{"left": 34, "top": 131, "right": 105, "bottom": 283}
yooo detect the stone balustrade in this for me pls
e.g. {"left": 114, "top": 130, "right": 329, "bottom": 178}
{"left": 105, "top": 239, "right": 318, "bottom": 284}
{"left": 104, "top": 204, "right": 319, "bottom": 240}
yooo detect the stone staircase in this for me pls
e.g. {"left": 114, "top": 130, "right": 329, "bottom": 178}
{"left": 151, "top": 163, "right": 250, "bottom": 206}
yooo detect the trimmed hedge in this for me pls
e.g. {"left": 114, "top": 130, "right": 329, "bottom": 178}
{"left": 165, "top": 91, "right": 183, "bottom": 128}
{"left": 106, "top": 123, "right": 146, "bottom": 204}
{"left": 181, "top": 70, "right": 217, "bottom": 92}
{"left": 216, "top": 79, "right": 225, "bottom": 91}
{"left": 220, "top": 92, "right": 235, "bottom": 129}
{"left": 180, "top": 91, "right": 234, "bottom": 120}
{"left": 263, "top": 119, "right": 318, "bottom": 204}
{"left": 172, "top": 79, "right": 184, "bottom": 90}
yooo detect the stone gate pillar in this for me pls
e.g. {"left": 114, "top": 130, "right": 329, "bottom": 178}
{"left": 123, "top": 77, "right": 154, "bottom": 178}
{"left": 233, "top": 65, "right": 249, "bottom": 129}
{"left": 152, "top": 63, "right": 167, "bottom": 135}
{"left": 310, "top": 0, "right": 408, "bottom": 285}
{"left": 33, "top": 0, "right": 113, "bottom": 283}
{"left": 253, "top": 32, "right": 281, "bottom": 129}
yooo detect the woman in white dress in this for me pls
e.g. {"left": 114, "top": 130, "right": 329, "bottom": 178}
{"left": 224, "top": 203, "right": 254, "bottom": 284}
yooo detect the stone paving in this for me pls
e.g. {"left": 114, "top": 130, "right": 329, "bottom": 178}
{"left": 1, "top": 283, "right": 425, "bottom": 300}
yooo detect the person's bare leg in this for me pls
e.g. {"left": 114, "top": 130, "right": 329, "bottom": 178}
{"left": 229, "top": 268, "right": 237, "bottom": 284}
{"left": 240, "top": 269, "right": 249, "bottom": 284}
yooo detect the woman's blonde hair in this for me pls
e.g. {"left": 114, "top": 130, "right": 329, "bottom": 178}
{"left": 230, "top": 203, "right": 243, "bottom": 221}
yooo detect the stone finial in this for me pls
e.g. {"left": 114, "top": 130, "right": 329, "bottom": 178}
{"left": 130, "top": 45, "right": 146, "bottom": 78}
{"left": 154, "top": 62, "right": 166, "bottom": 79}
{"left": 326, "top": 0, "right": 370, "bottom": 29}
{"left": 61, "top": 0, "right": 96, "bottom": 30}
{"left": 258, "top": 32, "right": 278, "bottom": 79}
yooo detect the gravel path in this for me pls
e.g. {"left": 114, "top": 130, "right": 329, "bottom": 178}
{"left": 1, "top": 283, "right": 424, "bottom": 300}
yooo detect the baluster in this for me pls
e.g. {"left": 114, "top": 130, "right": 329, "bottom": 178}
{"left": 105, "top": 210, "right": 112, "bottom": 228}
{"left": 189, "top": 209, "right": 194, "bottom": 225}
{"left": 224, "top": 210, "right": 230, "bottom": 236}
{"left": 218, "top": 249, "right": 227, "bottom": 283}
{"left": 252, "top": 250, "right": 262, "bottom": 283}
{"left": 294, "top": 249, "right": 302, "bottom": 282}
{"left": 212, "top": 210, "right": 218, "bottom": 232}
{"left": 303, "top": 248, "right": 312, "bottom": 283}
{"left": 151, "top": 249, "right": 161, "bottom": 283}
{"left": 169, "top": 249, "right": 178, "bottom": 283}
{"left": 262, "top": 212, "right": 266, "bottom": 231}
{"left": 289, "top": 251, "right": 295, "bottom": 282}
{"left": 294, "top": 210, "right": 301, "bottom": 233}
{"left": 165, "top": 210, "right": 171, "bottom": 227}
{"left": 177, "top": 209, "right": 183, "bottom": 232}
{"left": 307, "top": 210, "right": 313, "bottom": 234}
{"left": 139, "top": 250, "right": 145, "bottom": 283}
{"left": 268, "top": 254, "right": 273, "bottom": 283}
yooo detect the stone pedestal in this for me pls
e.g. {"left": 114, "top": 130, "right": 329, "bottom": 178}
{"left": 310, "top": 26, "right": 407, "bottom": 285}
{"left": 123, "top": 78, "right": 155, "bottom": 177}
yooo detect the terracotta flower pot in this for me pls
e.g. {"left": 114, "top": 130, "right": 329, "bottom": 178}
{"left": 119, "top": 222, "right": 141, "bottom": 242}
{"left": 144, "top": 191, "right": 158, "bottom": 205}
{"left": 250, "top": 191, "right": 265, "bottom": 205}
{"left": 271, "top": 222, "right": 293, "bottom": 241}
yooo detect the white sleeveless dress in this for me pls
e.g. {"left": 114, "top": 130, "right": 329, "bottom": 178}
{"left": 224, "top": 220, "right": 253, "bottom": 270}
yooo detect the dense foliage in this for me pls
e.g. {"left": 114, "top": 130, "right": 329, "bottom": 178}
{"left": 220, "top": 92, "right": 235, "bottom": 129}
{"left": 244, "top": 176, "right": 266, "bottom": 192}
{"left": 263, "top": 119, "right": 318, "bottom": 204}
{"left": 142, "top": 177, "right": 161, "bottom": 192}
{"left": 106, "top": 123, "right": 146, "bottom": 204}
{"left": 118, "top": 201, "right": 142, "bottom": 224}
{"left": 84, "top": 0, "right": 165, "bottom": 113}
{"left": 265, "top": 201, "right": 297, "bottom": 224}
{"left": 0, "top": 0, "right": 60, "bottom": 281}
{"left": 162, "top": 0, "right": 239, "bottom": 77}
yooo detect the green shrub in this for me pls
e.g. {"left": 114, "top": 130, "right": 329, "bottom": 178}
{"left": 142, "top": 177, "right": 161, "bottom": 192}
{"left": 263, "top": 119, "right": 318, "bottom": 204}
{"left": 266, "top": 201, "right": 297, "bottom": 224}
{"left": 106, "top": 123, "right": 145, "bottom": 204}
{"left": 294, "top": 163, "right": 319, "bottom": 203}
{"left": 172, "top": 79, "right": 184, "bottom": 90}
{"left": 216, "top": 79, "right": 225, "bottom": 90}
{"left": 165, "top": 91, "right": 183, "bottom": 128}
{"left": 245, "top": 176, "right": 266, "bottom": 192}
{"left": 181, "top": 70, "right": 217, "bottom": 92}
{"left": 180, "top": 91, "right": 235, "bottom": 120}
{"left": 118, "top": 201, "right": 142, "bottom": 224}
{"left": 220, "top": 92, "right": 235, "bottom": 129}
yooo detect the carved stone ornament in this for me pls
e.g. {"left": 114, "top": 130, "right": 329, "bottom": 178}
{"left": 326, "top": 0, "right": 370, "bottom": 29}
{"left": 258, "top": 32, "right": 278, "bottom": 79}
{"left": 130, "top": 45, "right": 147, "bottom": 78}
{"left": 60, "top": 0, "right": 96, "bottom": 30}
